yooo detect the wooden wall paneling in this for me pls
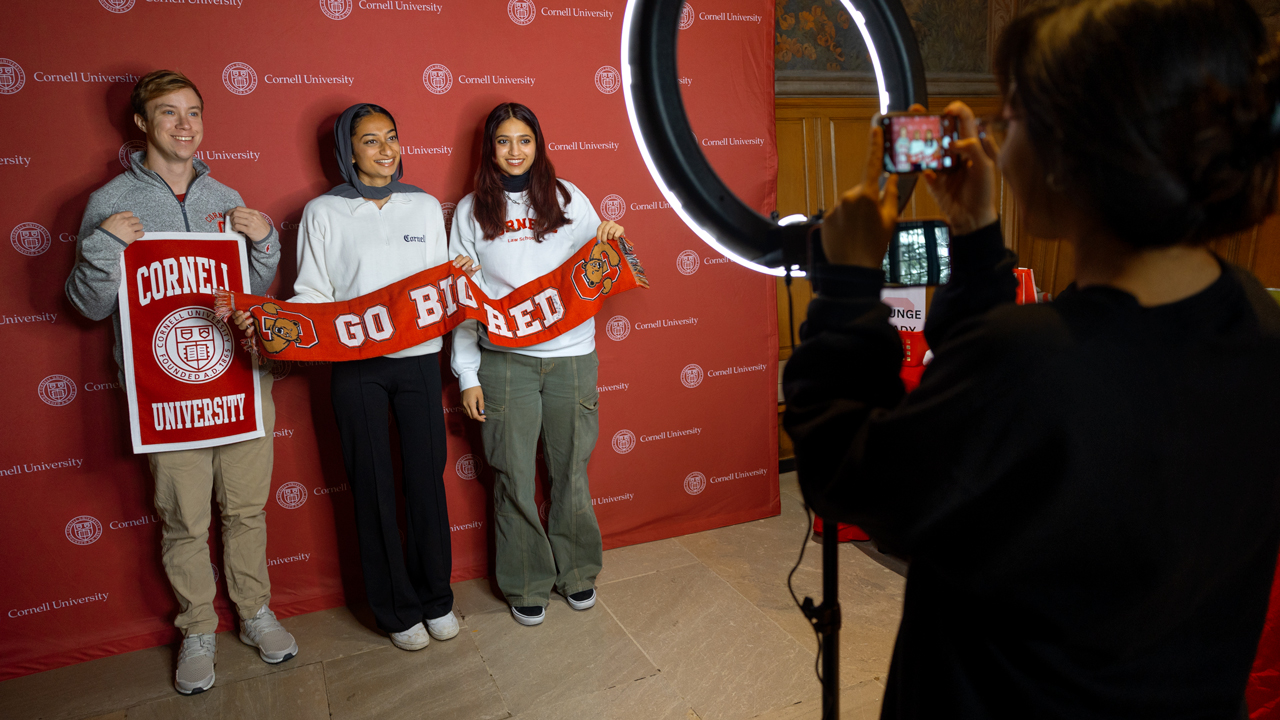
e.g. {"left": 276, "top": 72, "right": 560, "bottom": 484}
{"left": 775, "top": 116, "right": 813, "bottom": 220}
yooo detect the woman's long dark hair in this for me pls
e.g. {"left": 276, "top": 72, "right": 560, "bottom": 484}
{"left": 473, "top": 103, "right": 571, "bottom": 241}
{"left": 995, "top": 0, "right": 1280, "bottom": 247}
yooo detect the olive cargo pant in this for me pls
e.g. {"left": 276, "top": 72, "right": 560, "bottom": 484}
{"left": 478, "top": 349, "right": 603, "bottom": 607}
{"left": 149, "top": 372, "right": 275, "bottom": 636}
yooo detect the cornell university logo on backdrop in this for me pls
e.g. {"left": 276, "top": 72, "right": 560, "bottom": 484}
{"left": 276, "top": 482, "right": 308, "bottom": 510}
{"left": 612, "top": 430, "right": 636, "bottom": 454}
{"left": 65, "top": 515, "right": 103, "bottom": 546}
{"left": 441, "top": 201, "right": 457, "bottom": 235}
{"left": 684, "top": 471, "right": 707, "bottom": 496}
{"left": 118, "top": 140, "right": 146, "bottom": 169}
{"left": 320, "top": 0, "right": 352, "bottom": 20}
{"left": 0, "top": 59, "right": 26, "bottom": 95}
{"left": 677, "top": 250, "right": 700, "bottom": 276}
{"left": 423, "top": 64, "right": 453, "bottom": 95}
{"left": 153, "top": 308, "right": 234, "bottom": 383}
{"left": 99, "top": 0, "right": 135, "bottom": 12}
{"left": 11, "top": 222, "right": 51, "bottom": 256}
{"left": 605, "top": 315, "right": 630, "bottom": 341}
{"left": 595, "top": 66, "right": 620, "bottom": 95}
{"left": 681, "top": 363, "right": 704, "bottom": 388}
{"left": 38, "top": 374, "right": 77, "bottom": 406}
{"left": 456, "top": 454, "right": 481, "bottom": 480}
{"left": 599, "top": 194, "right": 625, "bottom": 222}
{"left": 222, "top": 62, "right": 258, "bottom": 96}
{"left": 680, "top": 2, "right": 695, "bottom": 29}
{"left": 508, "top": 0, "right": 536, "bottom": 25}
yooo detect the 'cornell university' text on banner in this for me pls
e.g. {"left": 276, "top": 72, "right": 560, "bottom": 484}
{"left": 119, "top": 233, "right": 263, "bottom": 453}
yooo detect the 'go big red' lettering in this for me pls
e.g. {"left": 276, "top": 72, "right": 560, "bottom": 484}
{"left": 335, "top": 305, "right": 395, "bottom": 347}
{"left": 340, "top": 276, "right": 568, "bottom": 349}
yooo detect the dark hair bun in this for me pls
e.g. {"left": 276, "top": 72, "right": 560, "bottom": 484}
{"left": 997, "top": 0, "right": 1280, "bottom": 247}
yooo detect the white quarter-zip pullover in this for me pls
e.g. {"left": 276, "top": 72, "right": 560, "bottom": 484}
{"left": 292, "top": 191, "right": 449, "bottom": 358}
{"left": 450, "top": 180, "right": 602, "bottom": 390}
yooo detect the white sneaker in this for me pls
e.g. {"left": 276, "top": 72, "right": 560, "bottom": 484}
{"left": 174, "top": 633, "right": 216, "bottom": 696}
{"left": 239, "top": 605, "right": 298, "bottom": 664}
{"left": 566, "top": 588, "right": 597, "bottom": 611}
{"left": 390, "top": 622, "right": 430, "bottom": 651}
{"left": 510, "top": 605, "right": 545, "bottom": 626}
{"left": 426, "top": 611, "right": 459, "bottom": 641}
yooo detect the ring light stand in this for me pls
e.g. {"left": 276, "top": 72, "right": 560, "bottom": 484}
{"left": 621, "top": 2, "right": 927, "bottom": 717}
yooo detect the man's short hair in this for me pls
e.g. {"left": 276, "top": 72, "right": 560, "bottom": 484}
{"left": 130, "top": 70, "right": 203, "bottom": 120}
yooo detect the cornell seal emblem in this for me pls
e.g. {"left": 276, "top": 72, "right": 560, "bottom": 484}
{"left": 276, "top": 482, "right": 308, "bottom": 509}
{"left": 679, "top": 2, "right": 695, "bottom": 29}
{"left": 0, "top": 59, "right": 26, "bottom": 95}
{"left": 508, "top": 0, "right": 536, "bottom": 25}
{"left": 423, "top": 64, "right": 453, "bottom": 94}
{"left": 11, "top": 222, "right": 51, "bottom": 257}
{"left": 99, "top": 0, "right": 135, "bottom": 12}
{"left": 153, "top": 307, "right": 234, "bottom": 384}
{"left": 676, "top": 250, "right": 700, "bottom": 276}
{"left": 456, "top": 454, "right": 481, "bottom": 480}
{"left": 65, "top": 515, "right": 103, "bottom": 546}
{"left": 684, "top": 471, "right": 707, "bottom": 496}
{"left": 38, "top": 374, "right": 77, "bottom": 406}
{"left": 222, "top": 62, "right": 258, "bottom": 96}
{"left": 612, "top": 429, "right": 636, "bottom": 454}
{"left": 441, "top": 201, "right": 457, "bottom": 236}
{"left": 599, "top": 194, "right": 626, "bottom": 222}
{"left": 594, "top": 66, "right": 621, "bottom": 95}
{"left": 320, "top": 0, "right": 352, "bottom": 20}
{"left": 605, "top": 315, "right": 630, "bottom": 341}
{"left": 680, "top": 363, "right": 704, "bottom": 389}
{"left": 118, "top": 140, "right": 146, "bottom": 169}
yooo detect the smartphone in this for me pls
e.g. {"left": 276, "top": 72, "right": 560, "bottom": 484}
{"left": 882, "top": 220, "right": 951, "bottom": 286}
{"left": 879, "top": 113, "right": 961, "bottom": 174}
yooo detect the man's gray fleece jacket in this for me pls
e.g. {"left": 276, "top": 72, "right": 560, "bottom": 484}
{"left": 65, "top": 152, "right": 280, "bottom": 381}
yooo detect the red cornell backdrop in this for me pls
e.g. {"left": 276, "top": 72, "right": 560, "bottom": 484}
{"left": 0, "top": 0, "right": 779, "bottom": 679}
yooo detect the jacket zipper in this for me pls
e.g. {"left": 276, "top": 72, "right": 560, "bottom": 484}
{"left": 147, "top": 166, "right": 201, "bottom": 231}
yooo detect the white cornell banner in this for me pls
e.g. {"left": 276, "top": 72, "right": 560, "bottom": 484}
{"left": 117, "top": 232, "right": 265, "bottom": 453}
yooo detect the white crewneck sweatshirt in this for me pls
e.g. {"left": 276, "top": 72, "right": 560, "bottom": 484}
{"left": 291, "top": 191, "right": 449, "bottom": 358}
{"left": 449, "top": 180, "right": 602, "bottom": 390}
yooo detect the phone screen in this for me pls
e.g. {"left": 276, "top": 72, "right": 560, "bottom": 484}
{"left": 881, "top": 114, "right": 960, "bottom": 174}
{"left": 882, "top": 220, "right": 950, "bottom": 286}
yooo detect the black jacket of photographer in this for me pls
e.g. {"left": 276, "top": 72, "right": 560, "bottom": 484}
{"left": 783, "top": 221, "right": 1280, "bottom": 719}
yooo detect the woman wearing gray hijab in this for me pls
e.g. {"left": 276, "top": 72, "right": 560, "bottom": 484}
{"left": 290, "top": 103, "right": 475, "bottom": 651}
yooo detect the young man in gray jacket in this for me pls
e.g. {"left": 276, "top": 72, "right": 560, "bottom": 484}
{"left": 65, "top": 70, "right": 298, "bottom": 696}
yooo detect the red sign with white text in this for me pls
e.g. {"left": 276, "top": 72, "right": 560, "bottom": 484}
{"left": 118, "top": 234, "right": 262, "bottom": 453}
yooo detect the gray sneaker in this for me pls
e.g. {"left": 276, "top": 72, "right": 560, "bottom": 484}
{"left": 174, "top": 633, "right": 216, "bottom": 695}
{"left": 239, "top": 605, "right": 298, "bottom": 664}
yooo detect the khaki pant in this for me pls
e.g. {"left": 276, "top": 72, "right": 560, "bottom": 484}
{"left": 478, "top": 349, "right": 602, "bottom": 607}
{"left": 149, "top": 372, "right": 275, "bottom": 636}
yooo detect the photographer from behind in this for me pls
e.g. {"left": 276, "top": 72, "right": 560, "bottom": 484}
{"left": 783, "top": 0, "right": 1280, "bottom": 717}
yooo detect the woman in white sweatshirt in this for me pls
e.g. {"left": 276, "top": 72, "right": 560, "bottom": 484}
{"left": 289, "top": 103, "right": 474, "bottom": 650}
{"left": 452, "top": 102, "right": 624, "bottom": 626}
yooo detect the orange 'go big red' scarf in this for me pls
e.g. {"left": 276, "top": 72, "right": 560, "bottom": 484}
{"left": 215, "top": 236, "right": 647, "bottom": 361}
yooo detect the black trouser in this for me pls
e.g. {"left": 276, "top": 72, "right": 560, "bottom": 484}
{"left": 330, "top": 353, "right": 453, "bottom": 633}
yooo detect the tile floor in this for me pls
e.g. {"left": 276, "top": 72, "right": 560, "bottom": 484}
{"left": 0, "top": 473, "right": 907, "bottom": 720}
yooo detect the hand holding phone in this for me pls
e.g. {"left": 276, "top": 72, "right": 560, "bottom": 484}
{"left": 879, "top": 112, "right": 961, "bottom": 174}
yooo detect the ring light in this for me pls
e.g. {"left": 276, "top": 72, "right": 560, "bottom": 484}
{"left": 621, "top": 0, "right": 927, "bottom": 276}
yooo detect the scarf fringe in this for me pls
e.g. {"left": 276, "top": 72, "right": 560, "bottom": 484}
{"left": 618, "top": 236, "right": 648, "bottom": 287}
{"left": 213, "top": 289, "right": 263, "bottom": 360}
